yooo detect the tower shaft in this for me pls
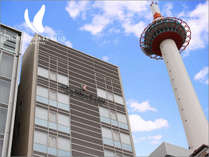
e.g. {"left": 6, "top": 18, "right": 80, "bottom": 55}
{"left": 160, "top": 39, "right": 209, "bottom": 151}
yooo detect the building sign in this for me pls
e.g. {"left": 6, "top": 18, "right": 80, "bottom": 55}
{"left": 60, "top": 84, "right": 106, "bottom": 104}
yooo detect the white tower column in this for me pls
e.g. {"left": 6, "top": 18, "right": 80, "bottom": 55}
{"left": 160, "top": 39, "right": 209, "bottom": 151}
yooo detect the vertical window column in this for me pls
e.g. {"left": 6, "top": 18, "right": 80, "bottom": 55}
{"left": 101, "top": 127, "right": 114, "bottom": 146}
{"left": 120, "top": 133, "right": 132, "bottom": 152}
{"left": 33, "top": 130, "right": 72, "bottom": 156}
{"left": 0, "top": 108, "right": 7, "bottom": 135}
{"left": 36, "top": 86, "right": 49, "bottom": 105}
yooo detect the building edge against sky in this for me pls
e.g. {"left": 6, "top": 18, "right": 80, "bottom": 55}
{"left": 12, "top": 33, "right": 136, "bottom": 157}
{"left": 0, "top": 24, "right": 22, "bottom": 157}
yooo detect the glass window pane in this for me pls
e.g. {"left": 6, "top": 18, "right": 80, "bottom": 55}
{"left": 113, "top": 131, "right": 120, "bottom": 141}
{"left": 37, "top": 86, "right": 48, "bottom": 98}
{"left": 57, "top": 93, "right": 69, "bottom": 104}
{"left": 117, "top": 113, "right": 127, "bottom": 124}
{"left": 99, "top": 107, "right": 109, "bottom": 118}
{"left": 120, "top": 133, "right": 131, "bottom": 145}
{"left": 34, "top": 130, "right": 47, "bottom": 145}
{"left": 35, "top": 107, "right": 48, "bottom": 120}
{"left": 116, "top": 153, "right": 123, "bottom": 157}
{"left": 57, "top": 74, "right": 68, "bottom": 86}
{"left": 97, "top": 88, "right": 106, "bottom": 99}
{"left": 57, "top": 137, "right": 71, "bottom": 151}
{"left": 48, "top": 135, "right": 56, "bottom": 148}
{"left": 49, "top": 71, "right": 57, "bottom": 81}
{"left": 0, "top": 79, "right": 11, "bottom": 104}
{"left": 101, "top": 127, "right": 112, "bottom": 139}
{"left": 49, "top": 90, "right": 57, "bottom": 101}
{"left": 0, "top": 53, "right": 14, "bottom": 78}
{"left": 0, "top": 139, "right": 3, "bottom": 157}
{"left": 114, "top": 95, "right": 124, "bottom": 105}
{"left": 110, "top": 111, "right": 117, "bottom": 120}
{"left": 0, "top": 108, "right": 7, "bottom": 135}
{"left": 104, "top": 150, "right": 114, "bottom": 157}
{"left": 49, "top": 111, "right": 56, "bottom": 122}
{"left": 57, "top": 114, "right": 70, "bottom": 126}
{"left": 38, "top": 67, "right": 49, "bottom": 78}
{"left": 106, "top": 92, "right": 113, "bottom": 101}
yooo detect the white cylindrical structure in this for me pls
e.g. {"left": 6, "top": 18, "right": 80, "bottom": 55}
{"left": 160, "top": 39, "right": 209, "bottom": 151}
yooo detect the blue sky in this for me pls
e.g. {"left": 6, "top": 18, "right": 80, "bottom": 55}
{"left": 1, "top": 0, "right": 208, "bottom": 156}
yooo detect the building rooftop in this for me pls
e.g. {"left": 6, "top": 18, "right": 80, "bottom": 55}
{"left": 149, "top": 142, "right": 191, "bottom": 157}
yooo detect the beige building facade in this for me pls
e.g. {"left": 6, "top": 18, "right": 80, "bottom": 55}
{"left": 12, "top": 34, "right": 136, "bottom": 157}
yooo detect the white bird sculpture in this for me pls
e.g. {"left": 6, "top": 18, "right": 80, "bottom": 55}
{"left": 24, "top": 4, "right": 45, "bottom": 33}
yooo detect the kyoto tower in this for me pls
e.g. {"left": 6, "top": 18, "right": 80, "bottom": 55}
{"left": 140, "top": 1, "right": 208, "bottom": 152}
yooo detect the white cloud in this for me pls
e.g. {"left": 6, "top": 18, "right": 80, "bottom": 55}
{"left": 194, "top": 67, "right": 208, "bottom": 84}
{"left": 102, "top": 56, "right": 110, "bottom": 62}
{"left": 66, "top": 1, "right": 150, "bottom": 36}
{"left": 80, "top": 15, "right": 110, "bottom": 35}
{"left": 185, "top": 1, "right": 208, "bottom": 53}
{"left": 122, "top": 21, "right": 146, "bottom": 37}
{"left": 65, "top": 1, "right": 89, "bottom": 19}
{"left": 162, "top": 3, "right": 173, "bottom": 17}
{"left": 129, "top": 100, "right": 157, "bottom": 112}
{"left": 129, "top": 114, "right": 168, "bottom": 132}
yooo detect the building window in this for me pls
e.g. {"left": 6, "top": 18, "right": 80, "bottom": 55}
{"left": 37, "top": 86, "right": 48, "bottom": 99}
{"left": 37, "top": 67, "right": 68, "bottom": 86}
{"left": 117, "top": 113, "right": 128, "bottom": 130}
{"left": 0, "top": 139, "right": 3, "bottom": 157}
{"left": 0, "top": 108, "right": 7, "bottom": 135}
{"left": 36, "top": 86, "right": 70, "bottom": 112}
{"left": 0, "top": 29, "right": 17, "bottom": 53}
{"left": 57, "top": 74, "right": 68, "bottom": 86}
{"left": 35, "top": 106, "right": 48, "bottom": 128}
{"left": 114, "top": 94, "right": 124, "bottom": 105}
{"left": 38, "top": 67, "right": 49, "bottom": 79}
{"left": 97, "top": 88, "right": 106, "bottom": 99}
{"left": 35, "top": 107, "right": 70, "bottom": 134}
{"left": 36, "top": 86, "right": 49, "bottom": 105}
{"left": 49, "top": 71, "right": 57, "bottom": 81}
{"left": 33, "top": 130, "right": 48, "bottom": 153}
{"left": 57, "top": 137, "right": 71, "bottom": 156}
{"left": 48, "top": 111, "right": 57, "bottom": 130}
{"left": 104, "top": 149, "right": 124, "bottom": 157}
{"left": 110, "top": 111, "right": 118, "bottom": 126}
{"left": 101, "top": 127, "right": 113, "bottom": 146}
{"left": 57, "top": 113, "right": 70, "bottom": 133}
{"left": 101, "top": 127, "right": 132, "bottom": 152}
{"left": 104, "top": 150, "right": 114, "bottom": 157}
{"left": 113, "top": 131, "right": 121, "bottom": 148}
{"left": 97, "top": 88, "right": 124, "bottom": 105}
{"left": 106, "top": 92, "right": 114, "bottom": 101}
{"left": 0, "top": 79, "right": 11, "bottom": 105}
{"left": 48, "top": 135, "right": 57, "bottom": 155}
{"left": 120, "top": 133, "right": 132, "bottom": 152}
{"left": 99, "top": 107, "right": 128, "bottom": 130}
{"left": 33, "top": 130, "right": 72, "bottom": 156}
{"left": 57, "top": 93, "right": 70, "bottom": 111}
{"left": 0, "top": 53, "right": 14, "bottom": 79}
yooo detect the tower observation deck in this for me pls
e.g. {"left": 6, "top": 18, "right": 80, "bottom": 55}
{"left": 140, "top": 2, "right": 208, "bottom": 152}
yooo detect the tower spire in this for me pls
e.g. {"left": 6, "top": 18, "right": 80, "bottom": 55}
{"left": 150, "top": 1, "right": 162, "bottom": 20}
